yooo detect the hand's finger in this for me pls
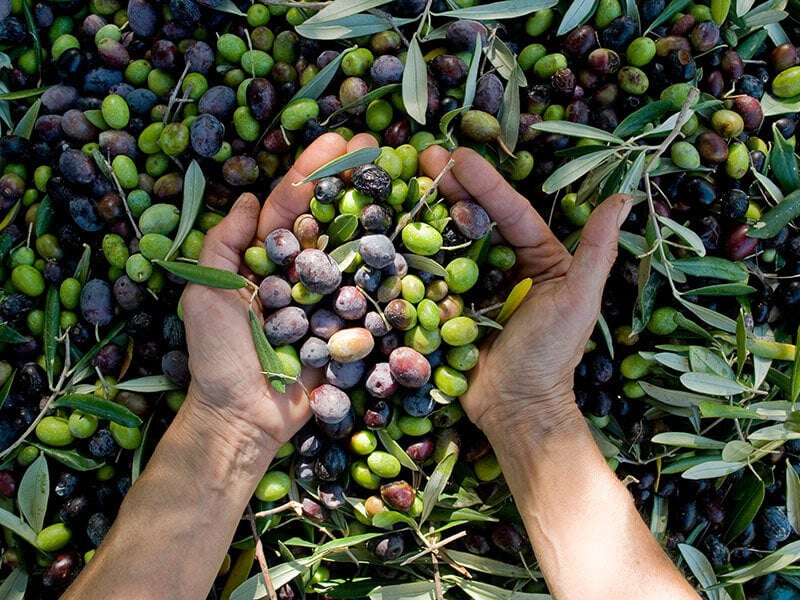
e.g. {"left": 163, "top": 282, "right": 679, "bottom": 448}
{"left": 198, "top": 193, "right": 260, "bottom": 272}
{"left": 419, "top": 144, "right": 469, "bottom": 201}
{"left": 257, "top": 133, "right": 348, "bottom": 240}
{"left": 566, "top": 194, "right": 632, "bottom": 313}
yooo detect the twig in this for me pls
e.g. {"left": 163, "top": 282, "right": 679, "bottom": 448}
{"left": 401, "top": 530, "right": 467, "bottom": 566}
{"left": 252, "top": 500, "right": 304, "bottom": 519}
{"left": 367, "top": 9, "right": 410, "bottom": 46}
{"left": 431, "top": 526, "right": 444, "bottom": 600}
{"left": 390, "top": 159, "right": 455, "bottom": 241}
{"left": 246, "top": 505, "right": 278, "bottom": 600}
{"left": 101, "top": 153, "right": 142, "bottom": 239}
{"left": 163, "top": 61, "right": 192, "bottom": 125}
{"left": 0, "top": 334, "right": 72, "bottom": 459}
{"left": 414, "top": 0, "right": 436, "bottom": 38}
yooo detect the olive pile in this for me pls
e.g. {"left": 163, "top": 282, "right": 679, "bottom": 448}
{"left": 0, "top": 0, "right": 799, "bottom": 596}
{"left": 247, "top": 161, "right": 516, "bottom": 538}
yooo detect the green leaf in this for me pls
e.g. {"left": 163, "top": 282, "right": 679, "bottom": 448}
{"left": 68, "top": 322, "right": 125, "bottom": 382}
{"left": 463, "top": 37, "right": 481, "bottom": 106}
{"left": 770, "top": 124, "right": 800, "bottom": 192}
{"left": 11, "top": 98, "right": 41, "bottom": 139}
{"left": 651, "top": 432, "right": 725, "bottom": 450}
{"left": 114, "top": 375, "right": 181, "bottom": 393}
{"left": 557, "top": 0, "right": 600, "bottom": 35}
{"left": 753, "top": 168, "right": 784, "bottom": 203}
{"left": 297, "top": 14, "right": 415, "bottom": 40}
{"left": 132, "top": 412, "right": 155, "bottom": 483}
{"left": 295, "top": 147, "right": 382, "bottom": 184}
{"left": 645, "top": 0, "right": 693, "bottom": 33}
{"left": 369, "top": 581, "right": 445, "bottom": 600}
{"left": 420, "top": 450, "right": 457, "bottom": 524}
{"left": 721, "top": 440, "right": 753, "bottom": 462}
{"left": 402, "top": 36, "right": 428, "bottom": 125}
{"left": 165, "top": 160, "right": 205, "bottom": 261}
{"left": 679, "top": 299, "right": 737, "bottom": 334}
{"left": 52, "top": 394, "right": 142, "bottom": 427}
{"left": 0, "top": 369, "right": 15, "bottom": 411}
{"left": 445, "top": 551, "right": 532, "bottom": 579}
{"left": 29, "top": 443, "right": 104, "bottom": 471}
{"left": 457, "top": 579, "right": 551, "bottom": 600}
{"left": 17, "top": 453, "right": 48, "bottom": 533}
{"left": 231, "top": 561, "right": 310, "bottom": 600}
{"left": 689, "top": 347, "right": 735, "bottom": 379}
{"left": 792, "top": 324, "right": 800, "bottom": 405}
{"left": 736, "top": 310, "right": 747, "bottom": 375}
{"left": 680, "top": 373, "right": 747, "bottom": 396}
{"left": 649, "top": 351, "right": 690, "bottom": 371}
{"left": 671, "top": 256, "right": 748, "bottom": 281}
{"left": 761, "top": 92, "right": 800, "bottom": 117}
{"left": 631, "top": 263, "right": 659, "bottom": 336}
{"left": 435, "top": 0, "right": 557, "bottom": 19}
{"left": 723, "top": 540, "right": 800, "bottom": 584}
{"left": 616, "top": 150, "right": 646, "bottom": 196}
{"left": 0, "top": 86, "right": 48, "bottom": 101}
{"left": 34, "top": 195, "right": 53, "bottom": 237}
{"left": 324, "top": 84, "right": 401, "bottom": 125}
{"left": 596, "top": 313, "right": 614, "bottom": 360}
{"left": 736, "top": 28, "right": 769, "bottom": 59}
{"left": 750, "top": 191, "right": 800, "bottom": 244}
{"left": 249, "top": 307, "right": 286, "bottom": 394}
{"left": 787, "top": 460, "right": 800, "bottom": 535}
{"left": 743, "top": 8, "right": 787, "bottom": 27}
{"left": 748, "top": 424, "right": 800, "bottom": 442}
{"left": 207, "top": 0, "right": 246, "bottom": 16}
{"left": 0, "top": 323, "right": 27, "bottom": 344}
{"left": 327, "top": 214, "right": 359, "bottom": 244}
{"left": 302, "top": 0, "right": 392, "bottom": 24}
{"left": 328, "top": 239, "right": 361, "bottom": 269}
{"left": 613, "top": 100, "right": 673, "bottom": 138}
{"left": 153, "top": 261, "right": 248, "bottom": 289}
{"left": 662, "top": 455, "right": 723, "bottom": 475}
{"left": 0, "top": 506, "right": 39, "bottom": 547}
{"left": 73, "top": 243, "right": 91, "bottom": 285}
{"left": 682, "top": 460, "right": 746, "bottom": 480}
{"left": 679, "top": 544, "right": 725, "bottom": 600}
{"left": 528, "top": 120, "right": 623, "bottom": 144}
{"left": 542, "top": 148, "right": 618, "bottom": 194}
{"left": 639, "top": 381, "right": 721, "bottom": 408}
{"left": 699, "top": 402, "right": 764, "bottom": 420}
{"left": 657, "top": 215, "right": 706, "bottom": 256}
{"left": 403, "top": 253, "right": 448, "bottom": 277}
{"left": 0, "top": 567, "right": 28, "bottom": 600}
{"left": 684, "top": 283, "right": 756, "bottom": 297}
{"left": 376, "top": 430, "right": 419, "bottom": 472}
{"left": 43, "top": 286, "right": 60, "bottom": 388}
{"left": 485, "top": 37, "right": 525, "bottom": 85}
{"left": 497, "top": 74, "right": 520, "bottom": 154}
{"left": 723, "top": 471, "right": 765, "bottom": 542}
{"left": 371, "top": 510, "right": 416, "bottom": 530}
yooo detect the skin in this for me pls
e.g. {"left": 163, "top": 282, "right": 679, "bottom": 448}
{"left": 64, "top": 133, "right": 699, "bottom": 599}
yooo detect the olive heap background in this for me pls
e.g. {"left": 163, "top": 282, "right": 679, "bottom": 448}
{"left": 1, "top": 0, "right": 800, "bottom": 597}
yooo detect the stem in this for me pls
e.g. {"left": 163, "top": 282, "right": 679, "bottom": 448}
{"left": 164, "top": 61, "right": 192, "bottom": 125}
{"left": 389, "top": 159, "right": 455, "bottom": 241}
{"left": 102, "top": 153, "right": 142, "bottom": 239}
{"left": 245, "top": 505, "right": 278, "bottom": 600}
{"left": 367, "top": 9, "right": 410, "bottom": 47}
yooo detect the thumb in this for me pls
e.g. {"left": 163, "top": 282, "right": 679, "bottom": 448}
{"left": 566, "top": 194, "right": 632, "bottom": 311}
{"left": 198, "top": 193, "right": 260, "bottom": 273}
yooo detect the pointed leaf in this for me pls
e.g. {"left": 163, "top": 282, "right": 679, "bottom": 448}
{"left": 0, "top": 567, "right": 27, "bottom": 600}
{"left": 73, "top": 243, "right": 91, "bottom": 285}
{"left": 679, "top": 299, "right": 737, "bottom": 334}
{"left": 689, "top": 347, "right": 735, "bottom": 379}
{"left": 761, "top": 92, "right": 800, "bottom": 117}
{"left": 723, "top": 540, "right": 800, "bottom": 583}
{"left": 498, "top": 74, "right": 520, "bottom": 154}
{"left": 0, "top": 368, "right": 14, "bottom": 411}
{"left": 557, "top": 0, "right": 600, "bottom": 35}
{"left": 751, "top": 188, "right": 800, "bottom": 243}
{"left": 12, "top": 99, "right": 41, "bottom": 138}
{"left": 679, "top": 544, "right": 724, "bottom": 600}
{"left": 462, "top": 35, "right": 483, "bottom": 108}
{"left": 34, "top": 196, "right": 53, "bottom": 237}
{"left": 166, "top": 160, "right": 204, "bottom": 261}
{"left": 684, "top": 284, "right": 756, "bottom": 296}
{"left": 376, "top": 430, "right": 419, "bottom": 472}
{"left": 296, "top": 14, "right": 414, "bottom": 40}
{"left": 651, "top": 432, "right": 725, "bottom": 450}
{"left": 639, "top": 381, "right": 721, "bottom": 408}
{"left": 0, "top": 507, "right": 39, "bottom": 547}
{"left": 787, "top": 460, "right": 800, "bottom": 535}
{"left": 29, "top": 444, "right": 105, "bottom": 471}
{"left": 327, "top": 214, "right": 359, "bottom": 244}
{"left": 457, "top": 579, "right": 550, "bottom": 600}
{"left": 485, "top": 37, "right": 525, "bottom": 84}
{"left": 496, "top": 278, "right": 532, "bottom": 324}
{"left": 723, "top": 471, "right": 765, "bottom": 542}
{"left": 616, "top": 150, "right": 646, "bottom": 196}
{"left": 793, "top": 324, "right": 800, "bottom": 405}
{"left": 0, "top": 323, "right": 27, "bottom": 344}
{"left": 445, "top": 551, "right": 531, "bottom": 579}
{"left": 722, "top": 440, "right": 753, "bottom": 462}
{"left": 614, "top": 100, "right": 674, "bottom": 138}
{"left": 18, "top": 454, "right": 48, "bottom": 533}
{"left": 682, "top": 461, "right": 746, "bottom": 480}
{"left": 52, "top": 394, "right": 142, "bottom": 427}
{"left": 769, "top": 124, "right": 800, "bottom": 192}
{"left": 671, "top": 257, "right": 748, "bottom": 281}
{"left": 0, "top": 87, "right": 48, "bottom": 101}
{"left": 207, "top": 0, "right": 246, "bottom": 16}
{"left": 402, "top": 36, "right": 427, "bottom": 125}
{"left": 435, "top": 0, "right": 557, "bottom": 19}
{"left": 302, "top": 0, "right": 392, "bottom": 24}
{"left": 403, "top": 253, "right": 448, "bottom": 277}
{"left": 114, "top": 375, "right": 181, "bottom": 393}
{"left": 645, "top": 0, "right": 693, "bottom": 33}
{"left": 420, "top": 450, "right": 457, "bottom": 524}
{"left": 43, "top": 286, "right": 60, "bottom": 388}
{"left": 657, "top": 215, "right": 706, "bottom": 256}
{"left": 699, "top": 402, "right": 763, "bottom": 420}
{"left": 528, "top": 120, "right": 623, "bottom": 144}
{"left": 329, "top": 239, "right": 361, "bottom": 269}
{"left": 542, "top": 148, "right": 618, "bottom": 194}
{"left": 249, "top": 307, "right": 286, "bottom": 394}
{"left": 680, "top": 373, "right": 747, "bottom": 396}
{"left": 295, "top": 147, "right": 382, "bottom": 185}
{"left": 153, "top": 260, "right": 248, "bottom": 289}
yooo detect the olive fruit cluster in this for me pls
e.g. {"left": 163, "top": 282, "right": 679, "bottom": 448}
{"left": 247, "top": 159, "right": 516, "bottom": 545}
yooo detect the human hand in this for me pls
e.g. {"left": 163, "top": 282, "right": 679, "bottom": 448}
{"left": 420, "top": 146, "right": 631, "bottom": 442}
{"left": 181, "top": 133, "right": 378, "bottom": 454}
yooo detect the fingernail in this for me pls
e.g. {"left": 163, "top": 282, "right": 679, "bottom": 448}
{"left": 616, "top": 197, "right": 633, "bottom": 227}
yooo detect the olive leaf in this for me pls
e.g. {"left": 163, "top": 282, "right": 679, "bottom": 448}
{"left": 0, "top": 506, "right": 39, "bottom": 548}
{"left": 420, "top": 449, "right": 457, "bottom": 524}
{"left": 723, "top": 471, "right": 765, "bottom": 542}
{"left": 786, "top": 459, "right": 800, "bottom": 535}
{"left": 131, "top": 412, "right": 156, "bottom": 483}
{"left": 743, "top": 9, "right": 787, "bottom": 27}
{"left": 369, "top": 581, "right": 447, "bottom": 600}
{"left": 206, "top": 0, "right": 246, "bottom": 16}
{"left": 43, "top": 286, "right": 60, "bottom": 388}
{"left": 645, "top": 0, "right": 693, "bottom": 33}
{"left": 0, "top": 87, "right": 48, "bottom": 101}
{"left": 631, "top": 261, "right": 659, "bottom": 336}
{"left": 761, "top": 92, "right": 800, "bottom": 117}
{"left": 722, "top": 540, "right": 800, "bottom": 584}
{"left": 485, "top": 37, "right": 526, "bottom": 85}
{"left": 34, "top": 196, "right": 53, "bottom": 237}
{"left": 736, "top": 28, "right": 769, "bottom": 59}
{"left": 376, "top": 430, "right": 419, "bottom": 472}
{"left": 769, "top": 124, "right": 800, "bottom": 192}
{"left": 0, "top": 567, "right": 27, "bottom": 600}
{"left": 230, "top": 561, "right": 310, "bottom": 600}
{"left": 248, "top": 307, "right": 286, "bottom": 394}
{"left": 792, "top": 324, "right": 800, "bottom": 405}
{"left": 753, "top": 169, "right": 784, "bottom": 203}
{"left": 498, "top": 75, "right": 520, "bottom": 154}
{"left": 328, "top": 239, "right": 361, "bottom": 269}
{"left": 542, "top": 148, "right": 618, "bottom": 194}
{"left": 678, "top": 544, "right": 727, "bottom": 600}
{"left": 323, "top": 84, "right": 400, "bottom": 125}
{"left": 456, "top": 579, "right": 548, "bottom": 600}
{"left": 11, "top": 98, "right": 41, "bottom": 139}
{"left": 685, "top": 283, "right": 757, "bottom": 296}
{"left": 616, "top": 150, "right": 646, "bottom": 196}
{"left": 301, "top": 0, "right": 392, "bottom": 24}
{"left": 0, "top": 368, "right": 15, "bottom": 411}
{"left": 152, "top": 260, "right": 249, "bottom": 289}
{"left": 73, "top": 243, "right": 92, "bottom": 285}
{"left": 657, "top": 215, "right": 706, "bottom": 256}
{"left": 462, "top": 35, "right": 483, "bottom": 108}
{"left": 670, "top": 257, "right": 748, "bottom": 281}
{"left": 557, "top": 0, "right": 600, "bottom": 35}
{"left": 166, "top": 160, "right": 205, "bottom": 261}
{"left": 638, "top": 381, "right": 721, "bottom": 409}
{"left": 28, "top": 443, "right": 105, "bottom": 471}
{"left": 689, "top": 346, "right": 735, "bottom": 379}
{"left": 371, "top": 510, "right": 415, "bottom": 530}
{"left": 403, "top": 254, "right": 448, "bottom": 277}
{"left": 650, "top": 432, "right": 726, "bottom": 450}
{"left": 496, "top": 278, "right": 532, "bottom": 324}
{"left": 114, "top": 375, "right": 181, "bottom": 393}
{"left": 295, "top": 147, "right": 382, "bottom": 185}
{"left": 680, "top": 373, "right": 746, "bottom": 396}
{"left": 402, "top": 36, "right": 428, "bottom": 125}
{"left": 682, "top": 460, "right": 746, "bottom": 480}
{"left": 613, "top": 100, "right": 673, "bottom": 138}
{"left": 722, "top": 440, "right": 754, "bottom": 462}
{"left": 296, "top": 14, "right": 415, "bottom": 40}
{"left": 68, "top": 321, "right": 126, "bottom": 383}
{"left": 434, "top": 0, "right": 556, "bottom": 19}
{"left": 21, "top": 0, "right": 41, "bottom": 73}
{"left": 446, "top": 551, "right": 531, "bottom": 579}
{"left": 18, "top": 453, "right": 49, "bottom": 533}
{"left": 52, "top": 394, "right": 143, "bottom": 427}
{"left": 596, "top": 313, "right": 614, "bottom": 359}
{"left": 736, "top": 310, "right": 747, "bottom": 376}
{"left": 0, "top": 323, "right": 27, "bottom": 344}
{"left": 747, "top": 189, "right": 800, "bottom": 239}
{"left": 327, "top": 214, "right": 359, "bottom": 244}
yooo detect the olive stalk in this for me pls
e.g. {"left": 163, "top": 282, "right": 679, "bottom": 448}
{"left": 389, "top": 159, "right": 455, "bottom": 241}
{"left": 245, "top": 504, "right": 278, "bottom": 600}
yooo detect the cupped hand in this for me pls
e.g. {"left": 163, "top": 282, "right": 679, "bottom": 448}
{"left": 181, "top": 133, "right": 378, "bottom": 453}
{"left": 420, "top": 146, "right": 632, "bottom": 439}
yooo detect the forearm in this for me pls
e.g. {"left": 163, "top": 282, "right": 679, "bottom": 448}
{"left": 484, "top": 396, "right": 698, "bottom": 600}
{"left": 63, "top": 392, "right": 274, "bottom": 600}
